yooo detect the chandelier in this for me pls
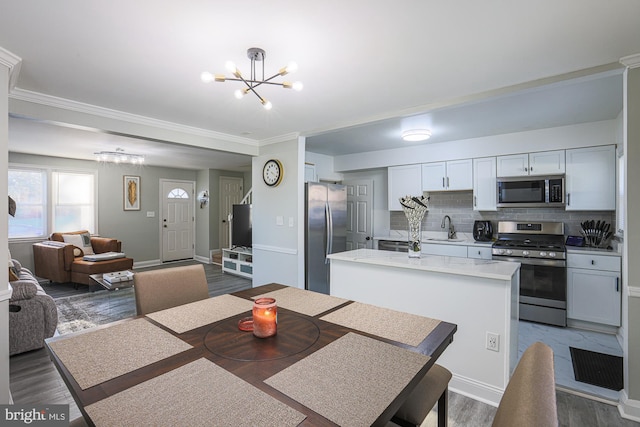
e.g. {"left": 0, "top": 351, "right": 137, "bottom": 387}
{"left": 94, "top": 148, "right": 145, "bottom": 164}
{"left": 201, "top": 47, "right": 303, "bottom": 110}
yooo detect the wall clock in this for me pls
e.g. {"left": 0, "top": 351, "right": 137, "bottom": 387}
{"left": 263, "top": 159, "right": 284, "bottom": 187}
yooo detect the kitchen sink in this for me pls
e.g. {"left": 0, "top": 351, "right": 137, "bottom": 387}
{"left": 424, "top": 237, "right": 465, "bottom": 242}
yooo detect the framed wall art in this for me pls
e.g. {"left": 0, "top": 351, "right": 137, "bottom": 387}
{"left": 124, "top": 175, "right": 141, "bottom": 211}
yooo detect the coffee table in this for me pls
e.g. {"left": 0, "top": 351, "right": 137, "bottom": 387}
{"left": 89, "top": 271, "right": 134, "bottom": 291}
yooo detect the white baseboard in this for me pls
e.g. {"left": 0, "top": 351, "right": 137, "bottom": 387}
{"left": 133, "top": 259, "right": 162, "bottom": 269}
{"left": 194, "top": 255, "right": 209, "bottom": 264}
{"left": 619, "top": 390, "right": 640, "bottom": 422}
{"left": 449, "top": 374, "right": 503, "bottom": 408}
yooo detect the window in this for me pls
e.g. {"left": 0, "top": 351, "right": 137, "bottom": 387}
{"left": 8, "top": 168, "right": 46, "bottom": 238}
{"left": 168, "top": 188, "right": 189, "bottom": 199}
{"left": 8, "top": 165, "right": 97, "bottom": 239}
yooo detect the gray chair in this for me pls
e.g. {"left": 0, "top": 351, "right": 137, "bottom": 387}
{"left": 133, "top": 264, "right": 209, "bottom": 315}
{"left": 389, "top": 364, "right": 452, "bottom": 427}
{"left": 492, "top": 341, "right": 557, "bottom": 427}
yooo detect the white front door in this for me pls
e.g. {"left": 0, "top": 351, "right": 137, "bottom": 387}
{"left": 344, "top": 179, "right": 374, "bottom": 250}
{"left": 161, "top": 180, "right": 195, "bottom": 262}
{"left": 219, "top": 176, "right": 244, "bottom": 249}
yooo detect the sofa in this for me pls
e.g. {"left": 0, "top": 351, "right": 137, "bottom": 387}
{"left": 9, "top": 259, "right": 58, "bottom": 355}
{"left": 33, "top": 230, "right": 134, "bottom": 287}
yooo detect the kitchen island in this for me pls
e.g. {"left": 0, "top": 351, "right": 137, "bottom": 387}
{"left": 327, "top": 248, "right": 520, "bottom": 406}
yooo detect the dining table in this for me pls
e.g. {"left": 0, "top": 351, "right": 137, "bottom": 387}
{"left": 45, "top": 283, "right": 457, "bottom": 427}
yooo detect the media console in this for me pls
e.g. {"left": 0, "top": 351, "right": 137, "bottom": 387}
{"left": 221, "top": 247, "right": 253, "bottom": 279}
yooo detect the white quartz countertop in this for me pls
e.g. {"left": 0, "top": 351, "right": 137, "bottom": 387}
{"left": 373, "top": 231, "right": 493, "bottom": 246}
{"left": 328, "top": 249, "right": 520, "bottom": 281}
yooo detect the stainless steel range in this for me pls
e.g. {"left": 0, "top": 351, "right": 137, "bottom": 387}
{"left": 492, "top": 221, "right": 567, "bottom": 327}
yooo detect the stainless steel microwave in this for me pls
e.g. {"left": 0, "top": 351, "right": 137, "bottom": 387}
{"left": 496, "top": 176, "right": 565, "bottom": 208}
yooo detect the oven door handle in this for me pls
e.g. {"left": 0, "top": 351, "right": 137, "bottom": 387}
{"left": 492, "top": 256, "right": 566, "bottom": 267}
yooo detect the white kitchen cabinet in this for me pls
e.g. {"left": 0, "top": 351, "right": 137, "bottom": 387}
{"left": 565, "top": 145, "right": 616, "bottom": 211}
{"left": 497, "top": 150, "right": 565, "bottom": 177}
{"left": 421, "top": 159, "right": 473, "bottom": 191}
{"left": 421, "top": 243, "right": 467, "bottom": 257}
{"left": 567, "top": 252, "right": 621, "bottom": 327}
{"left": 388, "top": 164, "right": 422, "bottom": 210}
{"left": 473, "top": 157, "right": 497, "bottom": 211}
{"left": 467, "top": 245, "right": 493, "bottom": 260}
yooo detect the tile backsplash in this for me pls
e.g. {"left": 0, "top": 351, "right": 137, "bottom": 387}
{"left": 390, "top": 190, "right": 616, "bottom": 239}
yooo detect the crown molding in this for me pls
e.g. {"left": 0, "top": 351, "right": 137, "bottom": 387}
{"left": 0, "top": 47, "right": 22, "bottom": 91}
{"left": 259, "top": 132, "right": 301, "bottom": 146}
{"left": 620, "top": 53, "right": 640, "bottom": 69}
{"left": 9, "top": 88, "right": 260, "bottom": 147}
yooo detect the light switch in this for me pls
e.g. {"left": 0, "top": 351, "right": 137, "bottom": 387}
{"left": 276, "top": 216, "right": 284, "bottom": 226}
{"left": 288, "top": 217, "right": 294, "bottom": 227}
{"left": 146, "top": 211, "right": 155, "bottom": 217}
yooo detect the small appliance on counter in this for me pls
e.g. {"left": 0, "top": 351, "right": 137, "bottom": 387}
{"left": 473, "top": 220, "right": 493, "bottom": 241}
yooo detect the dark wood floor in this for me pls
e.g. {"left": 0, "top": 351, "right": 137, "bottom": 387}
{"left": 12, "top": 261, "right": 639, "bottom": 426}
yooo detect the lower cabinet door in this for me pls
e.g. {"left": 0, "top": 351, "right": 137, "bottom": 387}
{"left": 567, "top": 268, "right": 621, "bottom": 326}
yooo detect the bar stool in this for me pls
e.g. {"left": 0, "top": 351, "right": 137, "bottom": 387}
{"left": 389, "top": 363, "right": 452, "bottom": 427}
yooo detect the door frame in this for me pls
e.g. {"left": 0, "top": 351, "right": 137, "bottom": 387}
{"left": 218, "top": 176, "right": 244, "bottom": 249}
{"left": 159, "top": 178, "right": 196, "bottom": 262}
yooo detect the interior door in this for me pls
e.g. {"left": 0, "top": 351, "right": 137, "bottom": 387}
{"left": 219, "top": 176, "right": 244, "bottom": 249}
{"left": 344, "top": 179, "right": 374, "bottom": 250}
{"left": 161, "top": 180, "right": 195, "bottom": 262}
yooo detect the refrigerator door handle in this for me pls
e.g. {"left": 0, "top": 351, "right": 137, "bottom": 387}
{"left": 325, "top": 201, "right": 333, "bottom": 264}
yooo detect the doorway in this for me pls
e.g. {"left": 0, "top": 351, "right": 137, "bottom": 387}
{"left": 344, "top": 179, "right": 374, "bottom": 250}
{"left": 219, "top": 176, "right": 244, "bottom": 249}
{"left": 160, "top": 179, "right": 195, "bottom": 262}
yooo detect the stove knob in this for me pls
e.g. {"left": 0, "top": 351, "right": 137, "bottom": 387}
{"left": 506, "top": 249, "right": 514, "bottom": 256}
{"left": 495, "top": 249, "right": 504, "bottom": 255}
{"left": 522, "top": 250, "right": 529, "bottom": 256}
{"left": 548, "top": 252, "right": 556, "bottom": 258}
{"left": 540, "top": 251, "right": 547, "bottom": 257}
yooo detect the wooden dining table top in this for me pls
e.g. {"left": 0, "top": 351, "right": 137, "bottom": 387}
{"left": 46, "top": 283, "right": 457, "bottom": 427}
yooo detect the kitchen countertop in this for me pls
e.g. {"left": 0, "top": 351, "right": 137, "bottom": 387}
{"left": 374, "top": 231, "right": 493, "bottom": 246}
{"left": 328, "top": 248, "right": 519, "bottom": 281}
{"left": 566, "top": 246, "right": 621, "bottom": 256}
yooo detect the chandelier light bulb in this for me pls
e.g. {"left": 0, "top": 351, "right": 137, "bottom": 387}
{"left": 225, "top": 61, "right": 237, "bottom": 73}
{"left": 292, "top": 81, "right": 303, "bottom": 91}
{"left": 234, "top": 89, "right": 246, "bottom": 99}
{"left": 262, "top": 99, "right": 273, "bottom": 110}
{"left": 200, "top": 71, "right": 214, "bottom": 83}
{"left": 286, "top": 62, "right": 298, "bottom": 73}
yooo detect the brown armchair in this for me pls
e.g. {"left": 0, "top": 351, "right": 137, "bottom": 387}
{"left": 33, "top": 230, "right": 134, "bottom": 287}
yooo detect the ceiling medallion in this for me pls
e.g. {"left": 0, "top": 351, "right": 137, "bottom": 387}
{"left": 201, "top": 47, "right": 303, "bottom": 110}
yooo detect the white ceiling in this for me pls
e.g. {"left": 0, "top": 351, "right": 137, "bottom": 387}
{"left": 1, "top": 1, "right": 639, "bottom": 170}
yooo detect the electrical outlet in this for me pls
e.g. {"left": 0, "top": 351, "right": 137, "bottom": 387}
{"left": 486, "top": 332, "right": 500, "bottom": 352}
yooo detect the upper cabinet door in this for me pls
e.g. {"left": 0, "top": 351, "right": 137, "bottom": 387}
{"left": 421, "top": 162, "right": 447, "bottom": 191}
{"left": 497, "top": 150, "right": 566, "bottom": 177}
{"left": 473, "top": 157, "right": 497, "bottom": 211}
{"left": 565, "top": 145, "right": 616, "bottom": 211}
{"left": 388, "top": 164, "right": 422, "bottom": 211}
{"left": 529, "top": 150, "right": 565, "bottom": 175}
{"left": 497, "top": 153, "right": 529, "bottom": 177}
{"left": 446, "top": 159, "right": 473, "bottom": 190}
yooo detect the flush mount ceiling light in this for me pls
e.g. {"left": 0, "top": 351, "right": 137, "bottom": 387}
{"left": 201, "top": 47, "right": 303, "bottom": 110}
{"left": 94, "top": 148, "right": 145, "bottom": 164}
{"left": 402, "top": 129, "right": 432, "bottom": 142}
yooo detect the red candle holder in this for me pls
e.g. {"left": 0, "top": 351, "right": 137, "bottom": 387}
{"left": 252, "top": 297, "right": 277, "bottom": 338}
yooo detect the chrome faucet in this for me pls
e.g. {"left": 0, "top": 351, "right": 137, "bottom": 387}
{"left": 441, "top": 215, "right": 456, "bottom": 239}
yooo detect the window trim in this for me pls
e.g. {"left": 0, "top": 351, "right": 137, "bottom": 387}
{"left": 8, "top": 162, "right": 99, "bottom": 242}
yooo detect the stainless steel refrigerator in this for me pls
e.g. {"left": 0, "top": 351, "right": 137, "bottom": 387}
{"left": 305, "top": 182, "right": 347, "bottom": 295}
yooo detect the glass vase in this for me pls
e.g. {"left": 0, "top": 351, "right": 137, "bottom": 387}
{"left": 408, "top": 221, "right": 422, "bottom": 258}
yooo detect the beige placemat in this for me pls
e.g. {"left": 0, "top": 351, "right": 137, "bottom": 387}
{"left": 48, "top": 318, "right": 192, "bottom": 390}
{"left": 320, "top": 302, "right": 441, "bottom": 346}
{"left": 146, "top": 294, "right": 253, "bottom": 333}
{"left": 86, "top": 358, "right": 306, "bottom": 427}
{"left": 252, "top": 286, "right": 348, "bottom": 316}
{"left": 265, "top": 332, "right": 430, "bottom": 427}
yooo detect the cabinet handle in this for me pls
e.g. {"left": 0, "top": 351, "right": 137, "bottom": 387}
{"left": 447, "top": 177, "right": 450, "bottom": 188}
{"left": 442, "top": 177, "right": 445, "bottom": 188}
{"left": 525, "top": 167, "right": 528, "bottom": 172}
{"left": 616, "top": 277, "right": 620, "bottom": 292}
{"left": 591, "top": 259, "right": 595, "bottom": 265}
{"left": 567, "top": 193, "right": 570, "bottom": 206}
{"left": 474, "top": 196, "right": 477, "bottom": 207}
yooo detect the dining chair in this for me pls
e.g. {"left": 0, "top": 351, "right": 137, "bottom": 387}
{"left": 492, "top": 341, "right": 557, "bottom": 427}
{"left": 389, "top": 363, "right": 452, "bottom": 427}
{"left": 133, "top": 264, "right": 209, "bottom": 315}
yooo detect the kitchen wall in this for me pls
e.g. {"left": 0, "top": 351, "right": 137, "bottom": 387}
{"left": 390, "top": 190, "right": 616, "bottom": 240}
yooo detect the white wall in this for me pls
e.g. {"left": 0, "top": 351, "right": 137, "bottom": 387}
{"left": 334, "top": 119, "right": 617, "bottom": 171}
{"left": 251, "top": 137, "right": 302, "bottom": 288}
{"left": 305, "top": 151, "right": 343, "bottom": 182}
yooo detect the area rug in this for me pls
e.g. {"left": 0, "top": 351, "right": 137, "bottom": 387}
{"left": 570, "top": 347, "right": 623, "bottom": 391}
{"left": 55, "top": 288, "right": 136, "bottom": 335}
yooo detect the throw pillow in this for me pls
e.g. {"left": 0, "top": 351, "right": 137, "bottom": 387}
{"left": 8, "top": 251, "right": 17, "bottom": 281}
{"left": 62, "top": 233, "right": 95, "bottom": 256}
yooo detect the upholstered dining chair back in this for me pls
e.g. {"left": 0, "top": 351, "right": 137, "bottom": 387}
{"left": 133, "top": 264, "right": 209, "bottom": 315}
{"left": 492, "top": 341, "right": 558, "bottom": 427}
